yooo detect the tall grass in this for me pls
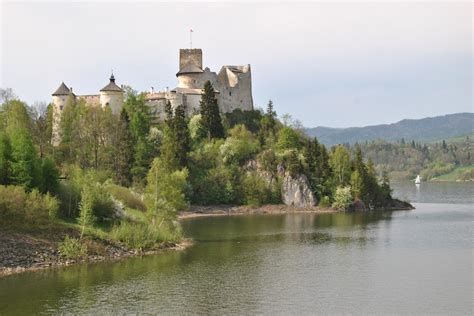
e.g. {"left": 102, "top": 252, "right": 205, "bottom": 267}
{"left": 110, "top": 221, "right": 182, "bottom": 250}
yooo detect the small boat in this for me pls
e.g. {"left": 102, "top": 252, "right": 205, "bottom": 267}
{"left": 415, "top": 175, "right": 421, "bottom": 184}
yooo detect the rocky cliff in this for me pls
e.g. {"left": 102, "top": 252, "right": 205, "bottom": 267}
{"left": 281, "top": 173, "right": 317, "bottom": 207}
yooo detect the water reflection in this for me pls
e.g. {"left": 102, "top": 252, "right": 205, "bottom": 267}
{"left": 1, "top": 203, "right": 471, "bottom": 314}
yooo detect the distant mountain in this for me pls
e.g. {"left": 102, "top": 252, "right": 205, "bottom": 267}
{"left": 305, "top": 113, "right": 474, "bottom": 146}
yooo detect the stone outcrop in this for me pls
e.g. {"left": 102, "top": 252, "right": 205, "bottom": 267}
{"left": 281, "top": 173, "right": 316, "bottom": 208}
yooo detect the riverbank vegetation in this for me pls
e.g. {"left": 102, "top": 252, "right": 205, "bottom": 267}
{"left": 354, "top": 136, "right": 473, "bottom": 181}
{"left": 0, "top": 83, "right": 403, "bottom": 262}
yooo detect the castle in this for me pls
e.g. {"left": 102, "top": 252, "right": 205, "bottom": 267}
{"left": 51, "top": 48, "right": 253, "bottom": 144}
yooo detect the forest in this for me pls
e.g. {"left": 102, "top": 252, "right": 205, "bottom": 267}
{"left": 0, "top": 82, "right": 397, "bottom": 256}
{"left": 354, "top": 137, "right": 473, "bottom": 181}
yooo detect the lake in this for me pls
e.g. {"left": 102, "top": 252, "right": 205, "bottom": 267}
{"left": 0, "top": 182, "right": 472, "bottom": 314}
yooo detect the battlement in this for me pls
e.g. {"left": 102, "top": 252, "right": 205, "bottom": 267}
{"left": 179, "top": 48, "right": 203, "bottom": 71}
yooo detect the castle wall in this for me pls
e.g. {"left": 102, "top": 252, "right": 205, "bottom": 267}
{"left": 177, "top": 68, "right": 217, "bottom": 89}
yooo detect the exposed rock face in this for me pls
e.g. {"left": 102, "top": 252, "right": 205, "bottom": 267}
{"left": 281, "top": 173, "right": 317, "bottom": 207}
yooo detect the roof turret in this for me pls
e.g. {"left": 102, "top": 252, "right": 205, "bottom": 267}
{"left": 52, "top": 82, "right": 71, "bottom": 96}
{"left": 100, "top": 73, "right": 123, "bottom": 92}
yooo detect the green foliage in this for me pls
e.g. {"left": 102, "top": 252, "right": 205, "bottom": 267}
{"left": 277, "top": 127, "right": 302, "bottom": 151}
{"left": 0, "top": 185, "right": 59, "bottom": 225}
{"left": 0, "top": 132, "right": 11, "bottom": 184}
{"left": 329, "top": 145, "right": 351, "bottom": 186}
{"left": 40, "top": 157, "right": 60, "bottom": 194}
{"left": 318, "top": 196, "right": 331, "bottom": 207}
{"left": 145, "top": 158, "right": 189, "bottom": 220}
{"left": 257, "top": 149, "right": 278, "bottom": 174}
{"left": 58, "top": 236, "right": 87, "bottom": 259}
{"left": 9, "top": 129, "right": 41, "bottom": 190}
{"left": 78, "top": 185, "right": 96, "bottom": 236}
{"left": 242, "top": 172, "right": 273, "bottom": 206}
{"left": 224, "top": 109, "right": 262, "bottom": 134}
{"left": 332, "top": 186, "right": 353, "bottom": 210}
{"left": 282, "top": 149, "right": 303, "bottom": 176}
{"left": 110, "top": 220, "right": 182, "bottom": 250}
{"left": 112, "top": 109, "right": 134, "bottom": 186}
{"left": 220, "top": 124, "right": 260, "bottom": 165}
{"left": 199, "top": 81, "right": 224, "bottom": 140}
{"left": 161, "top": 104, "right": 191, "bottom": 170}
{"left": 106, "top": 184, "right": 146, "bottom": 212}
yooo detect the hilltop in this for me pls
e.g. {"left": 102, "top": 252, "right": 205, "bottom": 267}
{"left": 305, "top": 113, "right": 474, "bottom": 146}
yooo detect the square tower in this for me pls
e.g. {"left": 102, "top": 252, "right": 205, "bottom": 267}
{"left": 179, "top": 49, "right": 202, "bottom": 71}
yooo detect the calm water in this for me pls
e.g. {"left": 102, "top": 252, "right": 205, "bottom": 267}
{"left": 0, "top": 182, "right": 472, "bottom": 314}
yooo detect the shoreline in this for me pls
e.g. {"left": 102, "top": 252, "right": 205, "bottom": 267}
{"left": 0, "top": 231, "right": 192, "bottom": 279}
{"left": 179, "top": 202, "right": 414, "bottom": 219}
{"left": 1, "top": 202, "right": 412, "bottom": 279}
{"left": 178, "top": 204, "right": 340, "bottom": 219}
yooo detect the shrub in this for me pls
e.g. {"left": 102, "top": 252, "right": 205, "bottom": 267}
{"left": 110, "top": 221, "right": 182, "bottom": 250}
{"left": 318, "top": 196, "right": 331, "bottom": 207}
{"left": 0, "top": 185, "right": 60, "bottom": 225}
{"left": 277, "top": 127, "right": 302, "bottom": 151}
{"left": 242, "top": 172, "right": 272, "bottom": 206}
{"left": 220, "top": 124, "right": 260, "bottom": 165}
{"left": 58, "top": 236, "right": 87, "bottom": 259}
{"left": 106, "top": 184, "right": 146, "bottom": 212}
{"left": 332, "top": 186, "right": 353, "bottom": 210}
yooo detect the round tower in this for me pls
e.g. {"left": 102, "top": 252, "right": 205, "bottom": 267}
{"left": 100, "top": 73, "right": 124, "bottom": 114}
{"left": 51, "top": 82, "right": 73, "bottom": 145}
{"left": 176, "top": 49, "right": 204, "bottom": 89}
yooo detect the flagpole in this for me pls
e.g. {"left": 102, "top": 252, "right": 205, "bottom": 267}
{"left": 190, "top": 29, "right": 193, "bottom": 49}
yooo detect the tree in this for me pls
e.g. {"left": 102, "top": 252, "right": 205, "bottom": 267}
{"left": 145, "top": 158, "right": 189, "bottom": 223}
{"left": 161, "top": 104, "right": 191, "bottom": 170}
{"left": 277, "top": 127, "right": 302, "bottom": 150}
{"left": 199, "top": 81, "right": 224, "bottom": 140}
{"left": 78, "top": 186, "right": 96, "bottom": 238}
{"left": 59, "top": 95, "right": 78, "bottom": 161}
{"left": 0, "top": 132, "right": 11, "bottom": 184}
{"left": 329, "top": 145, "right": 351, "bottom": 186}
{"left": 9, "top": 129, "right": 41, "bottom": 190}
{"left": 32, "top": 102, "right": 53, "bottom": 158}
{"left": 332, "top": 186, "right": 352, "bottom": 210}
{"left": 113, "top": 109, "right": 134, "bottom": 186}
{"left": 40, "top": 157, "right": 59, "bottom": 194}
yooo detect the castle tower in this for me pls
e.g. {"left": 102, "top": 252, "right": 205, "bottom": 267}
{"left": 176, "top": 49, "right": 204, "bottom": 89}
{"left": 51, "top": 82, "right": 74, "bottom": 145}
{"left": 99, "top": 73, "right": 124, "bottom": 114}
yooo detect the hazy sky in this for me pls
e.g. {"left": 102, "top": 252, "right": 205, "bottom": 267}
{"left": 1, "top": 1, "right": 472, "bottom": 127}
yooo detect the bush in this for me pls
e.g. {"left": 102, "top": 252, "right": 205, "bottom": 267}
{"left": 242, "top": 172, "right": 272, "bottom": 206}
{"left": 220, "top": 124, "right": 260, "bottom": 165}
{"left": 318, "top": 196, "right": 331, "bottom": 207}
{"left": 106, "top": 184, "right": 146, "bottom": 212}
{"left": 332, "top": 186, "right": 353, "bottom": 210}
{"left": 0, "top": 185, "right": 59, "bottom": 225}
{"left": 277, "top": 127, "right": 302, "bottom": 151}
{"left": 110, "top": 221, "right": 182, "bottom": 250}
{"left": 58, "top": 236, "right": 87, "bottom": 259}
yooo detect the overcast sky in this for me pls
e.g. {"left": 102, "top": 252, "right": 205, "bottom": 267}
{"left": 1, "top": 1, "right": 472, "bottom": 127}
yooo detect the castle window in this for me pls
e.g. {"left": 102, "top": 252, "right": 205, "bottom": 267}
{"left": 60, "top": 106, "right": 63, "bottom": 111}
{"left": 229, "top": 92, "right": 232, "bottom": 96}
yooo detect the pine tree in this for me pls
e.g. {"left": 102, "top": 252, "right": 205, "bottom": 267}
{"left": 161, "top": 104, "right": 191, "bottom": 170}
{"left": 199, "top": 81, "right": 224, "bottom": 140}
{"left": 172, "top": 105, "right": 191, "bottom": 167}
{"left": 114, "top": 109, "right": 134, "bottom": 186}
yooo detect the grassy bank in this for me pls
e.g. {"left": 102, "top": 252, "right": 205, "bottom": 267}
{"left": 431, "top": 165, "right": 474, "bottom": 181}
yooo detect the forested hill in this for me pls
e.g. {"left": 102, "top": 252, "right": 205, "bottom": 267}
{"left": 305, "top": 113, "right": 474, "bottom": 146}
